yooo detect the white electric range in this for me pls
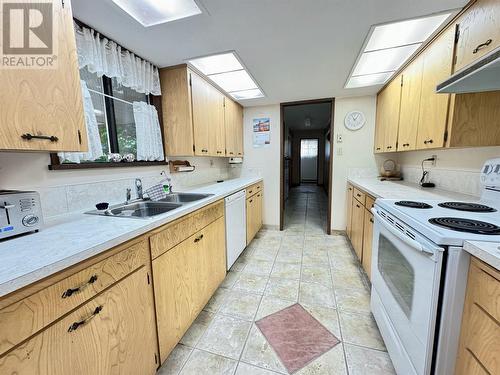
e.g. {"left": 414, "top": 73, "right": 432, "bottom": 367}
{"left": 370, "top": 158, "right": 500, "bottom": 375}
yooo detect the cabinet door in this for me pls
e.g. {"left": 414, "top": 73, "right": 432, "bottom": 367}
{"left": 362, "top": 210, "right": 374, "bottom": 280}
{"left": 235, "top": 103, "right": 244, "bottom": 156}
{"left": 351, "top": 199, "right": 365, "bottom": 260}
{"left": 416, "top": 27, "right": 454, "bottom": 150}
{"left": 209, "top": 90, "right": 225, "bottom": 157}
{"left": 224, "top": 98, "right": 244, "bottom": 157}
{"left": 255, "top": 192, "right": 263, "bottom": 234}
{"left": 0, "top": 268, "right": 158, "bottom": 375}
{"left": 376, "top": 76, "right": 402, "bottom": 153}
{"left": 191, "top": 73, "right": 213, "bottom": 156}
{"left": 346, "top": 184, "right": 354, "bottom": 238}
{"left": 246, "top": 197, "right": 255, "bottom": 244}
{"left": 455, "top": 0, "right": 500, "bottom": 71}
{"left": 398, "top": 56, "right": 423, "bottom": 151}
{"left": 0, "top": 0, "right": 86, "bottom": 152}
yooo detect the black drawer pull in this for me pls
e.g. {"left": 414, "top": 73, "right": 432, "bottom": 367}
{"left": 21, "top": 133, "right": 59, "bottom": 142}
{"left": 62, "top": 275, "right": 98, "bottom": 298}
{"left": 229, "top": 152, "right": 234, "bottom": 155}
{"left": 370, "top": 218, "right": 374, "bottom": 223}
{"left": 402, "top": 143, "right": 410, "bottom": 147}
{"left": 68, "top": 305, "right": 103, "bottom": 332}
{"left": 423, "top": 139, "right": 433, "bottom": 145}
{"left": 201, "top": 149, "right": 208, "bottom": 153}
{"left": 356, "top": 193, "right": 361, "bottom": 197}
{"left": 473, "top": 39, "right": 492, "bottom": 54}
{"left": 356, "top": 204, "right": 360, "bottom": 208}
{"left": 376, "top": 147, "right": 381, "bottom": 150}
{"left": 194, "top": 234, "right": 204, "bottom": 243}
{"left": 386, "top": 146, "right": 392, "bottom": 149}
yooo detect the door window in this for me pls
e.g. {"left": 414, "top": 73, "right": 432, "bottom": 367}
{"left": 378, "top": 234, "right": 415, "bottom": 317}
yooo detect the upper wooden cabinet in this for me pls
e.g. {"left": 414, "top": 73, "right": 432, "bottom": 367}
{"left": 375, "top": 75, "right": 401, "bottom": 153}
{"left": 455, "top": 0, "right": 500, "bottom": 71}
{"left": 398, "top": 56, "right": 424, "bottom": 151}
{"left": 0, "top": 0, "right": 87, "bottom": 152}
{"left": 224, "top": 98, "right": 244, "bottom": 157}
{"left": 160, "top": 65, "right": 243, "bottom": 157}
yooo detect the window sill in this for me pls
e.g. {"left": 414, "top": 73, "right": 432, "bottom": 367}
{"left": 48, "top": 161, "right": 168, "bottom": 170}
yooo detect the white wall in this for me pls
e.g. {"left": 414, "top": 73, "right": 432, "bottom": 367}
{"left": 239, "top": 105, "right": 281, "bottom": 228}
{"left": 331, "top": 96, "right": 379, "bottom": 231}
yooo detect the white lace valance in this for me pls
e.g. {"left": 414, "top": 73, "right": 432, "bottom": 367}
{"left": 75, "top": 24, "right": 161, "bottom": 96}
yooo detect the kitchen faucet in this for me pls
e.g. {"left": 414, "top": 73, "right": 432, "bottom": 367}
{"left": 125, "top": 188, "right": 131, "bottom": 204}
{"left": 135, "top": 178, "right": 143, "bottom": 200}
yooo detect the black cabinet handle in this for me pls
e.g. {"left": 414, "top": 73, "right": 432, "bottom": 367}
{"left": 201, "top": 149, "right": 208, "bottom": 153}
{"left": 423, "top": 139, "right": 434, "bottom": 145}
{"left": 194, "top": 234, "right": 204, "bottom": 243}
{"left": 473, "top": 39, "right": 492, "bottom": 54}
{"left": 370, "top": 218, "right": 374, "bottom": 223}
{"left": 62, "top": 275, "right": 98, "bottom": 298}
{"left": 68, "top": 305, "right": 103, "bottom": 332}
{"left": 21, "top": 133, "right": 58, "bottom": 142}
{"left": 386, "top": 146, "right": 392, "bottom": 149}
{"left": 376, "top": 147, "right": 381, "bottom": 150}
{"left": 229, "top": 152, "right": 234, "bottom": 155}
{"left": 402, "top": 143, "right": 410, "bottom": 147}
{"left": 356, "top": 204, "right": 360, "bottom": 208}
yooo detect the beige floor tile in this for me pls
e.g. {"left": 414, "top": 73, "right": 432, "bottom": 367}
{"left": 219, "top": 290, "right": 262, "bottom": 321}
{"left": 157, "top": 344, "right": 192, "bottom": 375}
{"left": 271, "top": 262, "right": 301, "bottom": 279}
{"left": 302, "top": 304, "right": 341, "bottom": 338}
{"left": 331, "top": 270, "right": 367, "bottom": 292}
{"left": 299, "top": 281, "right": 336, "bottom": 308}
{"left": 180, "top": 311, "right": 215, "bottom": 347}
{"left": 220, "top": 271, "right": 242, "bottom": 288}
{"left": 180, "top": 349, "right": 237, "bottom": 375}
{"left": 295, "top": 345, "right": 347, "bottom": 375}
{"left": 235, "top": 362, "right": 282, "bottom": 375}
{"left": 233, "top": 273, "right": 269, "bottom": 294}
{"left": 264, "top": 277, "right": 300, "bottom": 301}
{"left": 339, "top": 311, "right": 386, "bottom": 351}
{"left": 345, "top": 344, "right": 395, "bottom": 374}
{"left": 241, "top": 325, "right": 288, "bottom": 374}
{"left": 251, "top": 248, "right": 279, "bottom": 262}
{"left": 243, "top": 259, "right": 275, "bottom": 275}
{"left": 255, "top": 295, "right": 296, "bottom": 320}
{"left": 301, "top": 266, "right": 332, "bottom": 287}
{"left": 197, "top": 315, "right": 252, "bottom": 359}
{"left": 203, "top": 287, "right": 231, "bottom": 313}
{"left": 335, "top": 287, "right": 371, "bottom": 313}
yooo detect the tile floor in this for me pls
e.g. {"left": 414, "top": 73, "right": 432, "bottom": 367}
{"left": 157, "top": 186, "right": 395, "bottom": 375}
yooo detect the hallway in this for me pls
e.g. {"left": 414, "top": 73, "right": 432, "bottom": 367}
{"left": 284, "top": 184, "right": 329, "bottom": 236}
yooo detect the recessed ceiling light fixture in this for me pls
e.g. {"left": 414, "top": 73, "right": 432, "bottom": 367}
{"left": 345, "top": 12, "right": 453, "bottom": 89}
{"left": 188, "top": 52, "right": 264, "bottom": 100}
{"left": 112, "top": 0, "right": 202, "bottom": 27}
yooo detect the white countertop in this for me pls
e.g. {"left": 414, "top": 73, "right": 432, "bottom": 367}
{"left": 0, "top": 176, "right": 262, "bottom": 298}
{"left": 348, "top": 176, "right": 478, "bottom": 201}
{"left": 464, "top": 241, "right": 500, "bottom": 270}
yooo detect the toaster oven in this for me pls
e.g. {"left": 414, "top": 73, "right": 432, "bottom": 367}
{"left": 0, "top": 190, "right": 43, "bottom": 240}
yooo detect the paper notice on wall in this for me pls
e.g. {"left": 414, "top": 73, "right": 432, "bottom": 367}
{"left": 253, "top": 117, "right": 270, "bottom": 148}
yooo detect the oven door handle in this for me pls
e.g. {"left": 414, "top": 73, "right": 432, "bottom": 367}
{"left": 371, "top": 208, "right": 437, "bottom": 255}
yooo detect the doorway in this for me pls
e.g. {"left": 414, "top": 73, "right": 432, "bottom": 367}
{"left": 280, "top": 98, "right": 334, "bottom": 234}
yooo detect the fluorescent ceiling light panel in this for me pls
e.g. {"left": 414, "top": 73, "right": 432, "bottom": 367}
{"left": 189, "top": 53, "right": 243, "bottom": 75}
{"left": 208, "top": 70, "right": 258, "bottom": 93}
{"left": 112, "top": 0, "right": 202, "bottom": 27}
{"left": 365, "top": 13, "right": 451, "bottom": 51}
{"left": 230, "top": 89, "right": 264, "bottom": 100}
{"left": 353, "top": 44, "right": 420, "bottom": 76}
{"left": 346, "top": 72, "right": 393, "bottom": 88}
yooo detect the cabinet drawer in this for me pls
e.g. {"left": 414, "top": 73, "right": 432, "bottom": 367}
{"left": 246, "top": 182, "right": 263, "bottom": 198}
{"left": 353, "top": 188, "right": 366, "bottom": 206}
{"left": 150, "top": 200, "right": 224, "bottom": 259}
{"left": 0, "top": 267, "right": 158, "bottom": 375}
{"left": 0, "top": 239, "right": 148, "bottom": 356}
{"left": 365, "top": 195, "right": 376, "bottom": 209}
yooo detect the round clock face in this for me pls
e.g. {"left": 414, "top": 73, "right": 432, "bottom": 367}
{"left": 344, "top": 110, "right": 365, "bottom": 131}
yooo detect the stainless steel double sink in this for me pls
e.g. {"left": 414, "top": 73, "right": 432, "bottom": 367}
{"left": 86, "top": 193, "right": 213, "bottom": 219}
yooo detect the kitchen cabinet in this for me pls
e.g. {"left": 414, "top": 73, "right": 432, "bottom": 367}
{"left": 346, "top": 184, "right": 354, "bottom": 238}
{"left": 0, "top": 0, "right": 87, "bottom": 152}
{"left": 362, "top": 210, "right": 374, "bottom": 280}
{"left": 374, "top": 76, "right": 402, "bottom": 153}
{"left": 416, "top": 27, "right": 454, "bottom": 149}
{"left": 350, "top": 198, "right": 365, "bottom": 260}
{"left": 152, "top": 217, "right": 226, "bottom": 361}
{"left": 398, "top": 56, "right": 424, "bottom": 151}
{"left": 0, "top": 265, "right": 158, "bottom": 375}
{"left": 456, "top": 257, "right": 499, "bottom": 375}
{"left": 455, "top": 0, "right": 500, "bottom": 72}
{"left": 246, "top": 182, "right": 263, "bottom": 244}
{"left": 160, "top": 65, "right": 242, "bottom": 157}
{"left": 224, "top": 97, "right": 244, "bottom": 157}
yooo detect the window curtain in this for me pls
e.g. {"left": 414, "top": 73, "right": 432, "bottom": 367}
{"left": 132, "top": 102, "right": 165, "bottom": 161}
{"left": 58, "top": 81, "right": 104, "bottom": 163}
{"left": 75, "top": 24, "right": 161, "bottom": 96}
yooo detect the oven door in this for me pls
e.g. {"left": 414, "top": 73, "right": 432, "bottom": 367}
{"left": 370, "top": 208, "right": 444, "bottom": 375}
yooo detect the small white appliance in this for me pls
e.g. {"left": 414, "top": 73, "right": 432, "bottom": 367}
{"left": 0, "top": 190, "right": 43, "bottom": 240}
{"left": 225, "top": 190, "right": 247, "bottom": 270}
{"left": 371, "top": 158, "right": 500, "bottom": 375}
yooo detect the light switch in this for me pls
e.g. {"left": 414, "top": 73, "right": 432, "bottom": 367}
{"left": 337, "top": 134, "right": 343, "bottom": 143}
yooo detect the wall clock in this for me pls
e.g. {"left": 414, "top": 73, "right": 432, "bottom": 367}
{"left": 344, "top": 110, "right": 366, "bottom": 131}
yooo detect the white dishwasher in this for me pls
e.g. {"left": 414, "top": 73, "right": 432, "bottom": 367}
{"left": 225, "top": 190, "right": 247, "bottom": 270}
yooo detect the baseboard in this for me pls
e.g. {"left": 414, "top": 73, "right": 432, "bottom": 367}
{"left": 262, "top": 224, "right": 280, "bottom": 231}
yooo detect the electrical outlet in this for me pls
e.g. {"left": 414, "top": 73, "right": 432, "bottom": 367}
{"left": 337, "top": 134, "right": 343, "bottom": 143}
{"left": 431, "top": 155, "right": 437, "bottom": 166}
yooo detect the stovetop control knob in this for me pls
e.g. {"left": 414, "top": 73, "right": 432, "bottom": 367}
{"left": 22, "top": 214, "right": 39, "bottom": 227}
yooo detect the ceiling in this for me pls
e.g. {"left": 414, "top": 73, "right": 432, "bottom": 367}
{"left": 71, "top": 0, "right": 467, "bottom": 107}
{"left": 284, "top": 103, "right": 331, "bottom": 131}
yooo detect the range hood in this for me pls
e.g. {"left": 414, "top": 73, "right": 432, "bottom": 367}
{"left": 437, "top": 47, "right": 500, "bottom": 93}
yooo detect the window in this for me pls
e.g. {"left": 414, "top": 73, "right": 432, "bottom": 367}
{"left": 300, "top": 139, "right": 319, "bottom": 158}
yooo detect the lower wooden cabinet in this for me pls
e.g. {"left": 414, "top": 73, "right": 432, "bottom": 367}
{"left": 350, "top": 199, "right": 365, "bottom": 260}
{"left": 346, "top": 184, "right": 354, "bottom": 238}
{"left": 0, "top": 267, "right": 158, "bottom": 375}
{"left": 246, "top": 190, "right": 263, "bottom": 244}
{"left": 152, "top": 217, "right": 226, "bottom": 361}
{"left": 362, "top": 210, "right": 374, "bottom": 280}
{"left": 456, "top": 257, "right": 499, "bottom": 375}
